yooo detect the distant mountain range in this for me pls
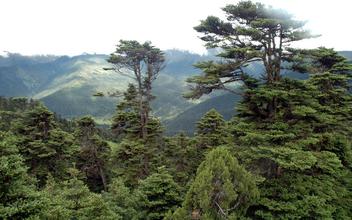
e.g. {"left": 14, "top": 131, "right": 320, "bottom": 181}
{"left": 0, "top": 50, "right": 214, "bottom": 131}
{"left": 339, "top": 51, "right": 352, "bottom": 61}
{"left": 1, "top": 50, "right": 351, "bottom": 134}
{"left": 164, "top": 93, "right": 241, "bottom": 135}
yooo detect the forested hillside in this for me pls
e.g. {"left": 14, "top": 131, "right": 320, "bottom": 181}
{"left": 0, "top": 51, "right": 221, "bottom": 132}
{"left": 0, "top": 52, "right": 199, "bottom": 118}
{"left": 1, "top": 1, "right": 352, "bottom": 219}
{"left": 1, "top": 51, "right": 348, "bottom": 133}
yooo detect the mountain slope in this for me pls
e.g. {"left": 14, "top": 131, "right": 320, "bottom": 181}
{"left": 0, "top": 51, "right": 211, "bottom": 124}
{"left": 165, "top": 93, "right": 241, "bottom": 135}
{"left": 339, "top": 51, "right": 352, "bottom": 61}
{"left": 1, "top": 50, "right": 350, "bottom": 134}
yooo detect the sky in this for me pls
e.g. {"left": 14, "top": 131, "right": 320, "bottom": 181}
{"left": 0, "top": 0, "right": 351, "bottom": 56}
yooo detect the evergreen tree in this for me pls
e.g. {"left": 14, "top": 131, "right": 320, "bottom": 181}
{"left": 136, "top": 167, "right": 182, "bottom": 220}
{"left": 11, "top": 104, "right": 78, "bottom": 186}
{"left": 108, "top": 41, "right": 166, "bottom": 182}
{"left": 107, "top": 40, "right": 165, "bottom": 140}
{"left": 185, "top": 0, "right": 316, "bottom": 100}
{"left": 103, "top": 178, "right": 139, "bottom": 220}
{"left": 173, "top": 147, "right": 258, "bottom": 219}
{"left": 75, "top": 116, "right": 111, "bottom": 192}
{"left": 287, "top": 47, "right": 352, "bottom": 75}
{"left": 110, "top": 139, "right": 160, "bottom": 186}
{"left": 182, "top": 1, "right": 352, "bottom": 218}
{"left": 163, "top": 133, "right": 197, "bottom": 186}
{"left": 41, "top": 170, "right": 119, "bottom": 220}
{"left": 228, "top": 48, "right": 352, "bottom": 218}
{"left": 109, "top": 140, "right": 143, "bottom": 186}
{"left": 111, "top": 84, "right": 141, "bottom": 139}
{"left": 0, "top": 97, "right": 39, "bottom": 132}
{"left": 195, "top": 109, "right": 229, "bottom": 149}
{"left": 166, "top": 109, "right": 232, "bottom": 187}
{"left": 0, "top": 132, "right": 44, "bottom": 219}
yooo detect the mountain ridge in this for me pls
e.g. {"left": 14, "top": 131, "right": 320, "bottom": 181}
{"left": 1, "top": 50, "right": 351, "bottom": 134}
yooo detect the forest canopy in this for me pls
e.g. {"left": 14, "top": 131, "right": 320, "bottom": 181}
{"left": 1, "top": 1, "right": 351, "bottom": 219}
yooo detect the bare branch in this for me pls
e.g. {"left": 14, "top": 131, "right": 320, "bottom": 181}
{"left": 214, "top": 201, "right": 227, "bottom": 217}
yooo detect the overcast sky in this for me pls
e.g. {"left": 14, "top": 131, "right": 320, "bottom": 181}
{"left": 0, "top": 0, "right": 351, "bottom": 56}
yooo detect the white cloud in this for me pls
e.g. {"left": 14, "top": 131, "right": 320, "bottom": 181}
{"left": 0, "top": 0, "right": 351, "bottom": 55}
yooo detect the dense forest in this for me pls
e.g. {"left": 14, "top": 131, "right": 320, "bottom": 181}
{"left": 1, "top": 1, "right": 352, "bottom": 219}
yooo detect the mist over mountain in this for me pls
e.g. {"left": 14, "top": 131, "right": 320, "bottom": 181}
{"left": 0, "top": 50, "right": 214, "bottom": 131}
{"left": 0, "top": 50, "right": 351, "bottom": 134}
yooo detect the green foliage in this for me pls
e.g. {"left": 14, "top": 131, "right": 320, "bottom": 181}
{"left": 75, "top": 116, "right": 111, "bottom": 192}
{"left": 0, "top": 132, "right": 44, "bottom": 219}
{"left": 103, "top": 178, "right": 139, "bottom": 220}
{"left": 0, "top": 97, "right": 39, "bottom": 131}
{"left": 287, "top": 47, "right": 352, "bottom": 74}
{"left": 136, "top": 167, "right": 182, "bottom": 220}
{"left": 11, "top": 104, "right": 78, "bottom": 186}
{"left": 162, "top": 133, "right": 198, "bottom": 186}
{"left": 228, "top": 48, "right": 352, "bottom": 218}
{"left": 108, "top": 40, "right": 165, "bottom": 140}
{"left": 255, "top": 171, "right": 352, "bottom": 219}
{"left": 1, "top": 2, "right": 352, "bottom": 219}
{"left": 109, "top": 43, "right": 166, "bottom": 183}
{"left": 173, "top": 147, "right": 259, "bottom": 219}
{"left": 41, "top": 172, "right": 119, "bottom": 220}
{"left": 111, "top": 84, "right": 141, "bottom": 139}
{"left": 186, "top": 0, "right": 315, "bottom": 99}
{"left": 195, "top": 109, "right": 229, "bottom": 148}
{"left": 110, "top": 139, "right": 151, "bottom": 186}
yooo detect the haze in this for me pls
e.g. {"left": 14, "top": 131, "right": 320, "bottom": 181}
{"left": 0, "top": 0, "right": 351, "bottom": 55}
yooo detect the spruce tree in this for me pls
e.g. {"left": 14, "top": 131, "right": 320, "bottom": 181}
{"left": 195, "top": 109, "right": 228, "bottom": 149}
{"left": 136, "top": 167, "right": 182, "bottom": 220}
{"left": 0, "top": 97, "right": 39, "bottom": 132}
{"left": 110, "top": 139, "right": 145, "bottom": 186}
{"left": 163, "top": 133, "right": 197, "bottom": 186}
{"left": 11, "top": 104, "right": 78, "bottom": 186}
{"left": 0, "top": 132, "right": 44, "bottom": 219}
{"left": 111, "top": 84, "right": 141, "bottom": 139}
{"left": 75, "top": 116, "right": 111, "bottom": 192}
{"left": 41, "top": 170, "right": 119, "bottom": 219}
{"left": 103, "top": 178, "right": 138, "bottom": 220}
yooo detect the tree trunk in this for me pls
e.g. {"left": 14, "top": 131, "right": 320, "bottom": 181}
{"left": 98, "top": 165, "right": 107, "bottom": 191}
{"left": 135, "top": 66, "right": 147, "bottom": 139}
